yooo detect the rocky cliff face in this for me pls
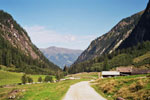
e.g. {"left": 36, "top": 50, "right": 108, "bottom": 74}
{"left": 75, "top": 11, "right": 144, "bottom": 63}
{"left": 0, "top": 10, "right": 39, "bottom": 59}
{"left": 118, "top": 1, "right": 150, "bottom": 49}
{"left": 40, "top": 46, "right": 82, "bottom": 68}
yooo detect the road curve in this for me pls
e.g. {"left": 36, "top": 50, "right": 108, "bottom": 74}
{"left": 63, "top": 81, "right": 106, "bottom": 100}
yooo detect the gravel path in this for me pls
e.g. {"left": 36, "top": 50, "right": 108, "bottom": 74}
{"left": 63, "top": 81, "right": 106, "bottom": 100}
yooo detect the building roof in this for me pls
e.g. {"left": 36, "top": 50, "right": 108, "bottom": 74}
{"left": 102, "top": 71, "right": 120, "bottom": 76}
{"left": 132, "top": 69, "right": 150, "bottom": 74}
{"left": 116, "top": 67, "right": 133, "bottom": 73}
{"left": 117, "top": 66, "right": 150, "bottom": 74}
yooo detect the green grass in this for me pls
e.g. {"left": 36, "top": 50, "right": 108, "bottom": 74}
{"left": 92, "top": 74, "right": 150, "bottom": 100}
{"left": 0, "top": 70, "right": 92, "bottom": 100}
{"left": 0, "top": 79, "right": 87, "bottom": 100}
{"left": 0, "top": 70, "right": 46, "bottom": 86}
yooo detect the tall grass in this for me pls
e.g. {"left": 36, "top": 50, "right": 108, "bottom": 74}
{"left": 92, "top": 74, "right": 150, "bottom": 100}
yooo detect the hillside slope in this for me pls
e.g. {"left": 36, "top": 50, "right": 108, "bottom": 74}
{"left": 75, "top": 11, "right": 143, "bottom": 63}
{"left": 93, "top": 74, "right": 150, "bottom": 100}
{"left": 0, "top": 10, "right": 61, "bottom": 74}
{"left": 40, "top": 46, "right": 82, "bottom": 68}
{"left": 69, "top": 1, "right": 150, "bottom": 73}
{"left": 118, "top": 0, "right": 150, "bottom": 49}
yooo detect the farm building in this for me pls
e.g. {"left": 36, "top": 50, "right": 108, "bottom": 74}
{"left": 116, "top": 67, "right": 133, "bottom": 75}
{"left": 132, "top": 69, "right": 150, "bottom": 75}
{"left": 102, "top": 71, "right": 120, "bottom": 78}
{"left": 116, "top": 66, "right": 150, "bottom": 75}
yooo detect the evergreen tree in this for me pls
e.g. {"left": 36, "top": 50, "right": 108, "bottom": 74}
{"left": 0, "top": 50, "right": 2, "bottom": 64}
{"left": 27, "top": 76, "right": 33, "bottom": 83}
{"left": 63, "top": 65, "right": 68, "bottom": 75}
{"left": 44, "top": 76, "right": 53, "bottom": 82}
{"left": 38, "top": 77, "right": 42, "bottom": 82}
{"left": 103, "top": 57, "right": 109, "bottom": 71}
{"left": 21, "top": 74, "right": 27, "bottom": 84}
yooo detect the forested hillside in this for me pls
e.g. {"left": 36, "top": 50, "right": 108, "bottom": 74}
{"left": 69, "top": 41, "right": 150, "bottom": 73}
{"left": 0, "top": 10, "right": 61, "bottom": 75}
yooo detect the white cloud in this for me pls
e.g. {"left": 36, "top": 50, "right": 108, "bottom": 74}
{"left": 24, "top": 25, "right": 97, "bottom": 50}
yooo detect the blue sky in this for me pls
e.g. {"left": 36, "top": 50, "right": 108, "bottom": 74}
{"left": 0, "top": 0, "right": 149, "bottom": 50}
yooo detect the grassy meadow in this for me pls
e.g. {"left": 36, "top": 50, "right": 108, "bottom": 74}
{"left": 0, "top": 69, "right": 96, "bottom": 100}
{"left": 92, "top": 74, "right": 150, "bottom": 100}
{"left": 0, "top": 70, "right": 47, "bottom": 86}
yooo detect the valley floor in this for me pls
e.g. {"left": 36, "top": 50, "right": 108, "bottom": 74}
{"left": 0, "top": 79, "right": 87, "bottom": 100}
{"left": 0, "top": 71, "right": 97, "bottom": 100}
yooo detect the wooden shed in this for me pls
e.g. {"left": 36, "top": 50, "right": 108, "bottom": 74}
{"left": 116, "top": 67, "right": 133, "bottom": 75}
{"left": 117, "top": 66, "right": 150, "bottom": 75}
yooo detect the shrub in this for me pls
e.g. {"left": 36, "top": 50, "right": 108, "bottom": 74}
{"left": 21, "top": 74, "right": 27, "bottom": 84}
{"left": 44, "top": 76, "right": 53, "bottom": 82}
{"left": 129, "top": 80, "right": 144, "bottom": 92}
{"left": 27, "top": 76, "right": 33, "bottom": 83}
{"left": 56, "top": 72, "right": 64, "bottom": 81}
{"left": 38, "top": 77, "right": 42, "bottom": 82}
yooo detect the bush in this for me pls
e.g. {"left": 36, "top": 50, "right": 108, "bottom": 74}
{"left": 44, "top": 76, "right": 53, "bottom": 82}
{"left": 38, "top": 77, "right": 42, "bottom": 82}
{"left": 27, "top": 76, "right": 33, "bottom": 83}
{"left": 129, "top": 80, "right": 144, "bottom": 92}
{"left": 21, "top": 74, "right": 27, "bottom": 84}
{"left": 56, "top": 71, "right": 64, "bottom": 81}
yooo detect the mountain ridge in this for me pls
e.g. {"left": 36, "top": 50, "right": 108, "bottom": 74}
{"left": 118, "top": 0, "right": 150, "bottom": 49}
{"left": 40, "top": 46, "right": 83, "bottom": 68}
{"left": 69, "top": 1, "right": 150, "bottom": 74}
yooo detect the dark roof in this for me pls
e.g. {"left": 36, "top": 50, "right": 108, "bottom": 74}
{"left": 132, "top": 69, "right": 150, "bottom": 74}
{"left": 117, "top": 67, "right": 150, "bottom": 74}
{"left": 116, "top": 67, "right": 133, "bottom": 73}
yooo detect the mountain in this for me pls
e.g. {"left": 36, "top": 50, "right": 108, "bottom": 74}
{"left": 118, "top": 0, "right": 150, "bottom": 49}
{"left": 75, "top": 11, "right": 144, "bottom": 64}
{"left": 40, "top": 46, "right": 83, "bottom": 69}
{"left": 0, "top": 10, "right": 61, "bottom": 74}
{"left": 69, "top": 1, "right": 150, "bottom": 74}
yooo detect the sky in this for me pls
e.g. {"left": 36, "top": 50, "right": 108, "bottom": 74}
{"left": 0, "top": 0, "right": 149, "bottom": 50}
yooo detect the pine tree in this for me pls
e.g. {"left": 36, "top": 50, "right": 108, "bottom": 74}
{"left": 38, "top": 77, "right": 42, "bottom": 82}
{"left": 103, "top": 57, "right": 109, "bottom": 71}
{"left": 27, "top": 77, "right": 33, "bottom": 83}
{"left": 44, "top": 76, "right": 53, "bottom": 82}
{"left": 0, "top": 50, "right": 2, "bottom": 64}
{"left": 21, "top": 74, "right": 27, "bottom": 84}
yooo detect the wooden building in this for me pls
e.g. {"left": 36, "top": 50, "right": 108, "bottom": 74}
{"left": 116, "top": 66, "right": 150, "bottom": 75}
{"left": 116, "top": 67, "right": 133, "bottom": 75}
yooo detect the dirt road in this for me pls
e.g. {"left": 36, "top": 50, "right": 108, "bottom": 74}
{"left": 63, "top": 81, "right": 106, "bottom": 100}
